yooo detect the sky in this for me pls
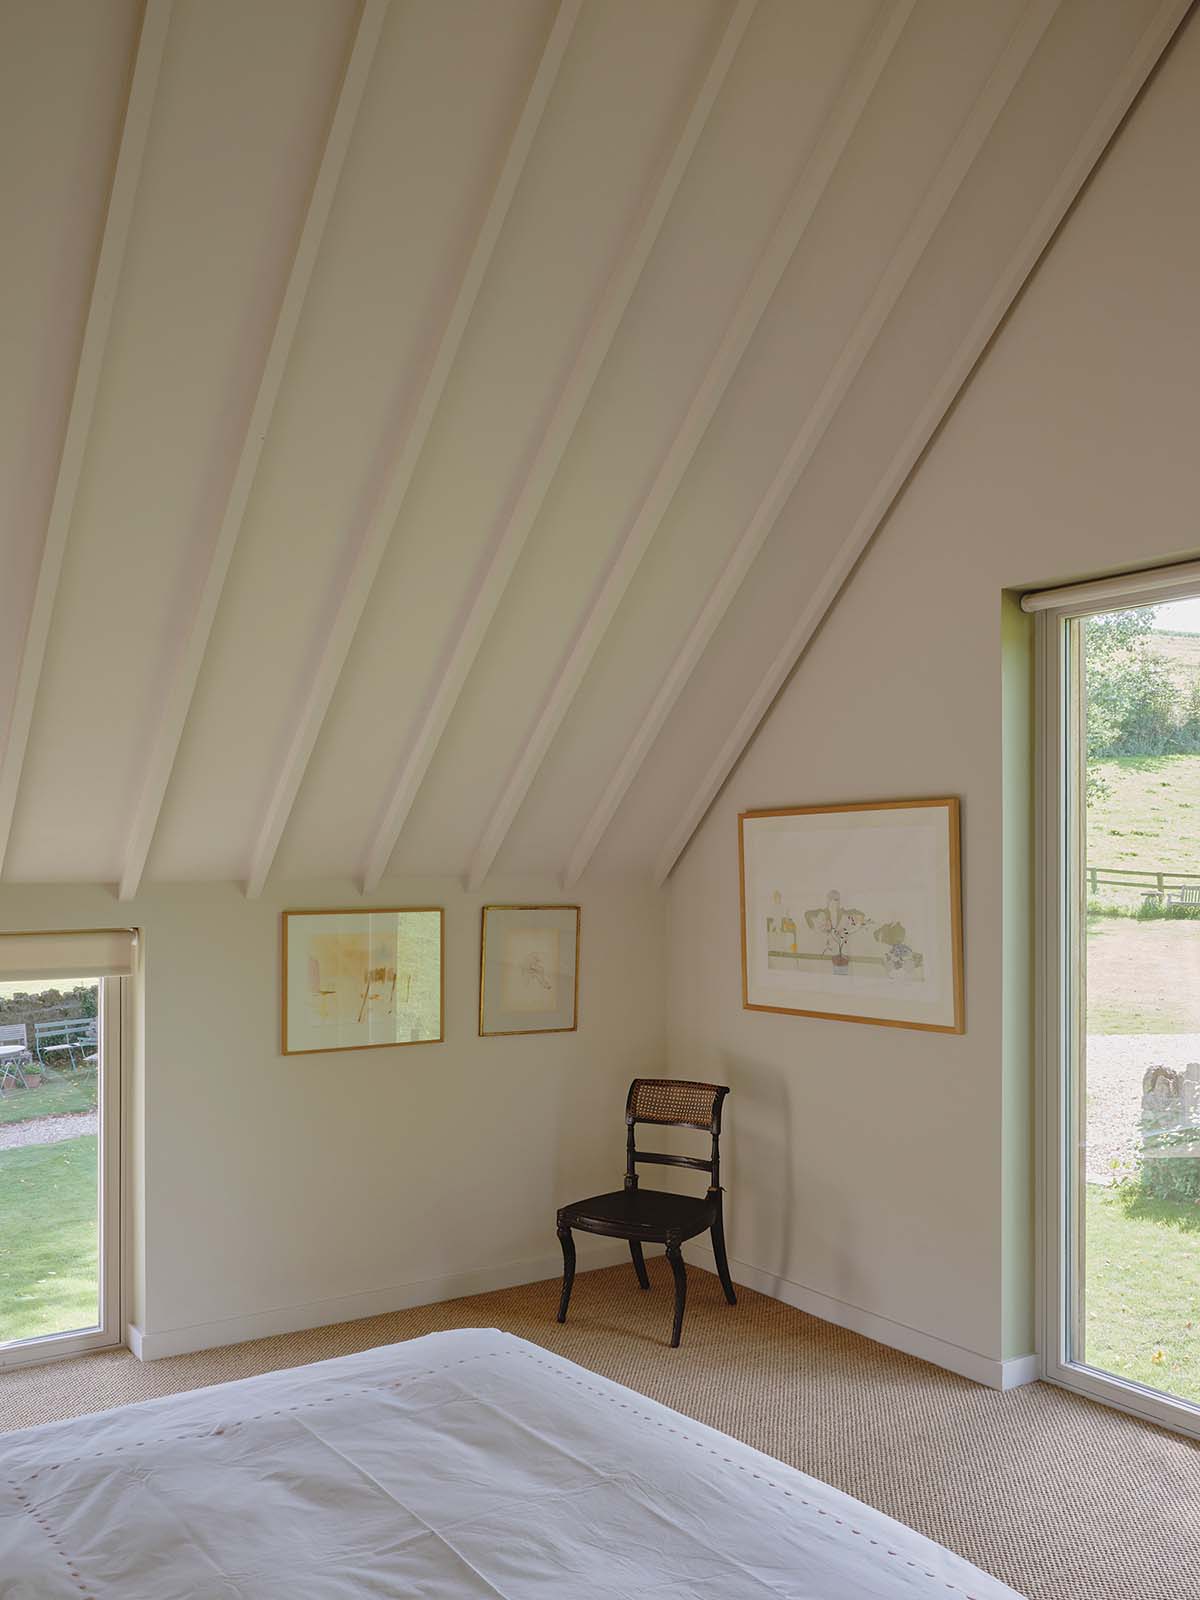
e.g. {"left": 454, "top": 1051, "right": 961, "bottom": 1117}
{"left": 1151, "top": 597, "right": 1200, "bottom": 633}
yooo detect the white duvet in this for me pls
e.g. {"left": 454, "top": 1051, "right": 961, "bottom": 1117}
{"left": 0, "top": 1328, "right": 1022, "bottom": 1598}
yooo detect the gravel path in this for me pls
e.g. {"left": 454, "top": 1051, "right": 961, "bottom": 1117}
{"left": 0, "top": 1110, "right": 97, "bottom": 1152}
{"left": 1086, "top": 1032, "right": 1200, "bottom": 1183}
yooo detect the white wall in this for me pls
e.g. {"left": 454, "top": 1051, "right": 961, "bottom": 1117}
{"left": 665, "top": 18, "right": 1200, "bottom": 1383}
{"left": 4, "top": 19, "right": 1199, "bottom": 1386}
{"left": 0, "top": 876, "right": 664, "bottom": 1358}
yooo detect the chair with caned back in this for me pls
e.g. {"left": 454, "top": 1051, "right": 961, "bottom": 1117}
{"left": 556, "top": 1078, "right": 735, "bottom": 1348}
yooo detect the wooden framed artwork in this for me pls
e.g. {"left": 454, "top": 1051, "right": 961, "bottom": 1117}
{"left": 479, "top": 905, "right": 580, "bottom": 1036}
{"left": 739, "top": 799, "right": 963, "bottom": 1033}
{"left": 282, "top": 908, "right": 443, "bottom": 1055}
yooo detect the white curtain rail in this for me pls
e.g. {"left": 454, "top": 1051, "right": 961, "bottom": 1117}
{"left": 1020, "top": 557, "right": 1200, "bottom": 615}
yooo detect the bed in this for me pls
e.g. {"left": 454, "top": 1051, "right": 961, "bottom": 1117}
{"left": 0, "top": 1328, "right": 1022, "bottom": 1598}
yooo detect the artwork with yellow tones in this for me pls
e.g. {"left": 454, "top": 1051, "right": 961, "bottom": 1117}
{"left": 282, "top": 908, "right": 443, "bottom": 1054}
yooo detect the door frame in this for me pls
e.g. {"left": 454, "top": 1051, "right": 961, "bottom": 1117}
{"left": 1035, "top": 594, "right": 1200, "bottom": 1440}
{"left": 0, "top": 974, "right": 125, "bottom": 1369}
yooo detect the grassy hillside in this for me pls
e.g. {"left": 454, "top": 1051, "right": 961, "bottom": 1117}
{"left": 1087, "top": 752, "right": 1200, "bottom": 877}
{"left": 1149, "top": 629, "right": 1200, "bottom": 692}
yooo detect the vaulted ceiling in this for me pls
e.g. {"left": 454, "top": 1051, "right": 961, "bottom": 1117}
{"left": 0, "top": 0, "right": 1188, "bottom": 896}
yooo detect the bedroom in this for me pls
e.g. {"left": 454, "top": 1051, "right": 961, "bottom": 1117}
{"left": 1, "top": 1, "right": 1198, "bottom": 1596}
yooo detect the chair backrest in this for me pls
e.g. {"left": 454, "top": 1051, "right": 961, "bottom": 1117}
{"left": 0, "top": 1023, "right": 28, "bottom": 1049}
{"left": 624, "top": 1078, "right": 730, "bottom": 1194}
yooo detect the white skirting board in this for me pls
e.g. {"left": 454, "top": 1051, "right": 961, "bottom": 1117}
{"left": 686, "top": 1239, "right": 1037, "bottom": 1391}
{"left": 128, "top": 1237, "right": 1035, "bottom": 1389}
{"left": 127, "top": 1238, "right": 634, "bottom": 1362}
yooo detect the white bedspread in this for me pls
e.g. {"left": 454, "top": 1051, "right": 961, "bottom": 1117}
{"left": 0, "top": 1328, "right": 1022, "bottom": 1598}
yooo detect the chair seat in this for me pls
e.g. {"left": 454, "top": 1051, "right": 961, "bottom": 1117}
{"left": 558, "top": 1186, "right": 717, "bottom": 1243}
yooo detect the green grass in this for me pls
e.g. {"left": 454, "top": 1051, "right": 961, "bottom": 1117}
{"left": 0, "top": 1067, "right": 97, "bottom": 1126}
{"left": 1088, "top": 752, "right": 1200, "bottom": 883}
{"left": 1085, "top": 1183, "right": 1200, "bottom": 1404}
{"left": 0, "top": 1134, "right": 98, "bottom": 1344}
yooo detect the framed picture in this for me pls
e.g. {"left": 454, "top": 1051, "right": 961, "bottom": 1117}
{"left": 282, "top": 907, "right": 443, "bottom": 1055}
{"left": 479, "top": 905, "right": 580, "bottom": 1036}
{"left": 739, "top": 799, "right": 963, "bottom": 1033}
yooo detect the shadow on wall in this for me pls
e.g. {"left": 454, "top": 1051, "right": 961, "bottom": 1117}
{"left": 720, "top": 1050, "right": 869, "bottom": 1314}
{"left": 720, "top": 1054, "right": 794, "bottom": 1277}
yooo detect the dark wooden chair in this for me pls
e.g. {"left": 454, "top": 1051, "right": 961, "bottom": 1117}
{"left": 556, "top": 1078, "right": 735, "bottom": 1348}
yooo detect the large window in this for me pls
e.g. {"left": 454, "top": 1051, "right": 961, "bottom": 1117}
{"left": 0, "top": 931, "right": 132, "bottom": 1367}
{"left": 1034, "top": 565, "right": 1200, "bottom": 1438}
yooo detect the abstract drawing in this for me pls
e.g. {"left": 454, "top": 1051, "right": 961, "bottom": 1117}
{"left": 283, "top": 908, "right": 443, "bottom": 1054}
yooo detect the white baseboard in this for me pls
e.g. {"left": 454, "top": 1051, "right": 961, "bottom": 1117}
{"left": 126, "top": 1237, "right": 1036, "bottom": 1389}
{"left": 687, "top": 1241, "right": 1036, "bottom": 1391}
{"left": 126, "top": 1238, "right": 631, "bottom": 1362}
{"left": 997, "top": 1353, "right": 1039, "bottom": 1390}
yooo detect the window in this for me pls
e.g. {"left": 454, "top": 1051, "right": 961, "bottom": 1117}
{"left": 1033, "top": 563, "right": 1200, "bottom": 1438}
{"left": 0, "top": 930, "right": 134, "bottom": 1367}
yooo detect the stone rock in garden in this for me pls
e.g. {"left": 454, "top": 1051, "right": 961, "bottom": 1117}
{"left": 1140, "top": 1062, "right": 1200, "bottom": 1169}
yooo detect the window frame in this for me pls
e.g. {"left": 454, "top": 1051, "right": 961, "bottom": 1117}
{"left": 1035, "top": 585, "right": 1200, "bottom": 1440}
{"left": 0, "top": 974, "right": 125, "bottom": 1369}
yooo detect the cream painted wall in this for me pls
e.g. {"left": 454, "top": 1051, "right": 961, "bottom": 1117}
{"left": 4, "top": 15, "right": 1198, "bottom": 1385}
{"left": 0, "top": 877, "right": 664, "bottom": 1357}
{"left": 666, "top": 18, "right": 1200, "bottom": 1377}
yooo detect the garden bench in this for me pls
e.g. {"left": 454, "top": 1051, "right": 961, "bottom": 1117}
{"left": 34, "top": 1017, "right": 97, "bottom": 1073}
{"left": 1166, "top": 885, "right": 1200, "bottom": 908}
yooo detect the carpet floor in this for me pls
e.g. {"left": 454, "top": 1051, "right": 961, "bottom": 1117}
{"left": 2, "top": 1259, "right": 1198, "bottom": 1600}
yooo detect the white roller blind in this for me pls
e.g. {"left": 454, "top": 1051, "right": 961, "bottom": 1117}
{"left": 1020, "top": 558, "right": 1200, "bottom": 616}
{"left": 0, "top": 929, "right": 137, "bottom": 981}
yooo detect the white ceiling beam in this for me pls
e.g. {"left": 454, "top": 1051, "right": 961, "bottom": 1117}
{"left": 595, "top": 0, "right": 1061, "bottom": 892}
{"left": 458, "top": 0, "right": 918, "bottom": 894}
{"left": 0, "top": 0, "right": 174, "bottom": 879}
{"left": 571, "top": 0, "right": 1060, "bottom": 890}
{"left": 653, "top": 0, "right": 1192, "bottom": 888}
{"left": 116, "top": 0, "right": 389, "bottom": 901}
{"left": 243, "top": 0, "right": 583, "bottom": 900}
{"left": 367, "top": 0, "right": 758, "bottom": 896}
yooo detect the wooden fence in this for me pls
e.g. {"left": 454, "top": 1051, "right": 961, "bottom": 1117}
{"left": 1087, "top": 865, "right": 1200, "bottom": 899}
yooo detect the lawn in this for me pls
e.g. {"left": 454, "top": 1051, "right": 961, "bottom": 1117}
{"left": 1087, "top": 751, "right": 1200, "bottom": 887}
{"left": 0, "top": 1067, "right": 97, "bottom": 1126}
{"left": 1085, "top": 1182, "right": 1200, "bottom": 1405}
{"left": 0, "top": 1134, "right": 98, "bottom": 1344}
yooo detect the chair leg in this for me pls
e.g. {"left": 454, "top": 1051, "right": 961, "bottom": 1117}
{"left": 711, "top": 1207, "right": 737, "bottom": 1306}
{"left": 666, "top": 1243, "right": 687, "bottom": 1348}
{"left": 556, "top": 1226, "right": 576, "bottom": 1324}
{"left": 629, "top": 1239, "right": 650, "bottom": 1290}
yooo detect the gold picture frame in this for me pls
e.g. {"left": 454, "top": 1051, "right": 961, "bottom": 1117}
{"left": 282, "top": 907, "right": 444, "bottom": 1055}
{"left": 739, "top": 798, "right": 963, "bottom": 1033}
{"left": 479, "top": 904, "right": 580, "bottom": 1036}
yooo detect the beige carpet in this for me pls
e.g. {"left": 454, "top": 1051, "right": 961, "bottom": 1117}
{"left": 3, "top": 1260, "right": 1198, "bottom": 1600}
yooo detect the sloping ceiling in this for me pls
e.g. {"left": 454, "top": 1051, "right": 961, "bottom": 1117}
{"left": 0, "top": 0, "right": 1188, "bottom": 896}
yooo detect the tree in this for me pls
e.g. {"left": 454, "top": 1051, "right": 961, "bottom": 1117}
{"left": 1084, "top": 608, "right": 1156, "bottom": 801}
